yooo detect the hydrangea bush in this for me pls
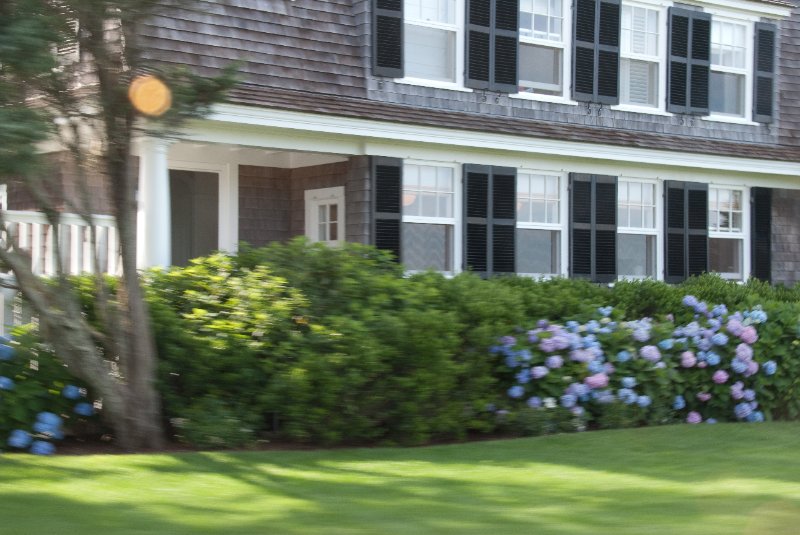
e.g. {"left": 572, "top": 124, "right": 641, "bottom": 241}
{"left": 0, "top": 326, "right": 95, "bottom": 455}
{"left": 493, "top": 296, "right": 779, "bottom": 431}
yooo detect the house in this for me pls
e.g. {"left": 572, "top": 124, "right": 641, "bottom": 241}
{"left": 8, "top": 0, "right": 800, "bottom": 286}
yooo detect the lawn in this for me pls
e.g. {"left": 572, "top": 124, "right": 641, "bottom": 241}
{"left": 2, "top": 423, "right": 800, "bottom": 534}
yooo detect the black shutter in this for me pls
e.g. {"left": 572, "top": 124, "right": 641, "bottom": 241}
{"left": 464, "top": 165, "right": 516, "bottom": 275}
{"left": 493, "top": 0, "right": 520, "bottom": 93}
{"left": 373, "top": 0, "right": 404, "bottom": 78}
{"left": 751, "top": 187, "right": 772, "bottom": 282}
{"left": 667, "top": 8, "right": 710, "bottom": 115}
{"left": 573, "top": 0, "right": 620, "bottom": 103}
{"left": 372, "top": 157, "right": 402, "bottom": 261}
{"left": 467, "top": 0, "right": 519, "bottom": 92}
{"left": 569, "top": 173, "right": 617, "bottom": 282}
{"left": 686, "top": 183, "right": 708, "bottom": 277}
{"left": 664, "top": 181, "right": 707, "bottom": 282}
{"left": 466, "top": 0, "right": 492, "bottom": 89}
{"left": 492, "top": 167, "right": 517, "bottom": 272}
{"left": 753, "top": 22, "right": 777, "bottom": 124}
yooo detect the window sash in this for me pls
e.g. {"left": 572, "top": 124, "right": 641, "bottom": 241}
{"left": 520, "top": 0, "right": 564, "bottom": 42}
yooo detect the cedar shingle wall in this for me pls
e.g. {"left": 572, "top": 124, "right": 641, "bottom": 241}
{"left": 772, "top": 188, "right": 800, "bottom": 285}
{"left": 238, "top": 165, "right": 292, "bottom": 246}
{"left": 238, "top": 157, "right": 371, "bottom": 247}
{"left": 140, "top": 0, "right": 367, "bottom": 98}
{"left": 778, "top": 5, "right": 800, "bottom": 146}
{"left": 7, "top": 152, "right": 114, "bottom": 215}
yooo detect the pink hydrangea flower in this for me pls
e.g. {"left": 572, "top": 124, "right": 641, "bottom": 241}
{"left": 686, "top": 411, "right": 702, "bottom": 424}
{"left": 697, "top": 392, "right": 712, "bottom": 402}
{"left": 603, "top": 363, "right": 616, "bottom": 375}
{"left": 740, "top": 326, "right": 758, "bottom": 345}
{"left": 735, "top": 343, "right": 753, "bottom": 362}
{"left": 680, "top": 351, "right": 697, "bottom": 368}
{"left": 744, "top": 360, "right": 759, "bottom": 377}
{"left": 713, "top": 370, "right": 729, "bottom": 384}
{"left": 697, "top": 361, "right": 707, "bottom": 368}
{"left": 584, "top": 373, "right": 609, "bottom": 389}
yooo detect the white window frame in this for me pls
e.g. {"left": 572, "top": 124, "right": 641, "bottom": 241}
{"left": 611, "top": 0, "right": 670, "bottom": 115}
{"left": 515, "top": 0, "right": 571, "bottom": 101}
{"left": 515, "top": 170, "right": 568, "bottom": 277}
{"left": 513, "top": 0, "right": 574, "bottom": 104}
{"left": 704, "top": 11, "right": 758, "bottom": 124}
{"left": 305, "top": 186, "right": 345, "bottom": 246}
{"left": 617, "top": 178, "right": 662, "bottom": 280}
{"left": 708, "top": 185, "right": 750, "bottom": 280}
{"left": 395, "top": 0, "right": 468, "bottom": 91}
{"left": 401, "top": 160, "right": 462, "bottom": 274}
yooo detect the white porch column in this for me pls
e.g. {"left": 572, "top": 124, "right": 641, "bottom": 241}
{"left": 137, "top": 136, "right": 172, "bottom": 269}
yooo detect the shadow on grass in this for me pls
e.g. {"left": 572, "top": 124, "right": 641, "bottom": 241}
{"left": 2, "top": 424, "right": 800, "bottom": 534}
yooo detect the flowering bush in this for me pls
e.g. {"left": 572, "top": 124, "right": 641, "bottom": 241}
{"left": 493, "top": 296, "right": 780, "bottom": 431}
{"left": 0, "top": 326, "right": 95, "bottom": 455}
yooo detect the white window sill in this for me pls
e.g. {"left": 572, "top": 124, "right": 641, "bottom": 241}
{"left": 610, "top": 104, "right": 672, "bottom": 116}
{"left": 510, "top": 93, "right": 579, "bottom": 105}
{"left": 393, "top": 77, "right": 473, "bottom": 92}
{"left": 702, "top": 115, "right": 759, "bottom": 126}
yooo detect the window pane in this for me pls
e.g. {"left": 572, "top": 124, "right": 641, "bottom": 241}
{"left": 618, "top": 234, "right": 656, "bottom": 277}
{"left": 421, "top": 193, "right": 438, "bottom": 217}
{"left": 531, "top": 200, "right": 547, "bottom": 222}
{"left": 318, "top": 204, "right": 327, "bottom": 224}
{"left": 629, "top": 207, "right": 643, "bottom": 228}
{"left": 517, "top": 229, "right": 559, "bottom": 274}
{"left": 710, "top": 71, "right": 744, "bottom": 116}
{"left": 329, "top": 222, "right": 338, "bottom": 241}
{"left": 329, "top": 203, "right": 338, "bottom": 223}
{"left": 405, "top": 25, "right": 456, "bottom": 82}
{"left": 621, "top": 59, "right": 658, "bottom": 106}
{"left": 709, "top": 238, "right": 742, "bottom": 278}
{"left": 519, "top": 43, "right": 562, "bottom": 94}
{"left": 402, "top": 223, "right": 453, "bottom": 271}
{"left": 406, "top": 0, "right": 455, "bottom": 24}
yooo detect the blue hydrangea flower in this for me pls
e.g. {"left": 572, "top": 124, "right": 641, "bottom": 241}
{"left": 617, "top": 388, "right": 637, "bottom": 404}
{"left": 706, "top": 418, "right": 717, "bottom": 424}
{"left": 560, "top": 394, "right": 577, "bottom": 408}
{"left": 515, "top": 368, "right": 531, "bottom": 384}
{"left": 746, "top": 411, "right": 765, "bottom": 423}
{"left": 585, "top": 320, "right": 600, "bottom": 334}
{"left": 711, "top": 304, "right": 728, "bottom": 318}
{"left": 743, "top": 389, "right": 756, "bottom": 402}
{"left": 508, "top": 385, "right": 525, "bottom": 399}
{"left": 734, "top": 402, "right": 753, "bottom": 420}
{"left": 30, "top": 440, "right": 55, "bottom": 456}
{"left": 597, "top": 306, "right": 613, "bottom": 317}
{"left": 616, "top": 350, "right": 631, "bottom": 363}
{"left": 696, "top": 338, "right": 712, "bottom": 351}
{"left": 32, "top": 421, "right": 64, "bottom": 440}
{"left": 682, "top": 295, "right": 699, "bottom": 308}
{"left": 658, "top": 339, "right": 675, "bottom": 350}
{"left": 0, "top": 376, "right": 14, "bottom": 390}
{"left": 62, "top": 385, "right": 82, "bottom": 400}
{"left": 763, "top": 361, "right": 777, "bottom": 375}
{"left": 587, "top": 360, "right": 604, "bottom": 374}
{"left": 37, "top": 412, "right": 62, "bottom": 427}
{"left": 621, "top": 376, "right": 637, "bottom": 389}
{"left": 731, "top": 359, "right": 748, "bottom": 374}
{"left": 637, "top": 395, "right": 652, "bottom": 408}
{"left": 505, "top": 355, "right": 519, "bottom": 368}
{"left": 632, "top": 329, "right": 650, "bottom": 342}
{"left": 527, "top": 396, "right": 542, "bottom": 409}
{"left": 8, "top": 429, "right": 32, "bottom": 449}
{"left": 0, "top": 344, "right": 14, "bottom": 361}
{"left": 705, "top": 352, "right": 721, "bottom": 366}
{"left": 672, "top": 395, "right": 686, "bottom": 410}
{"left": 711, "top": 333, "right": 729, "bottom": 346}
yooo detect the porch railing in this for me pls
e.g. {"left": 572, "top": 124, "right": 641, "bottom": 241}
{"left": 2, "top": 210, "right": 121, "bottom": 276}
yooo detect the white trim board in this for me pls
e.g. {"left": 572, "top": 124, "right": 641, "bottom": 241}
{"left": 184, "top": 104, "right": 800, "bottom": 178}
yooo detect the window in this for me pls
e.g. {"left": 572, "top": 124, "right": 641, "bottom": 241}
{"left": 402, "top": 163, "right": 456, "bottom": 271}
{"left": 710, "top": 20, "right": 748, "bottom": 118}
{"left": 620, "top": 4, "right": 659, "bottom": 107}
{"left": 709, "top": 186, "right": 745, "bottom": 279}
{"left": 617, "top": 180, "right": 657, "bottom": 278}
{"left": 305, "top": 187, "right": 345, "bottom": 246}
{"left": 516, "top": 173, "right": 562, "bottom": 275}
{"left": 404, "top": 0, "right": 461, "bottom": 83}
{"left": 518, "top": 0, "right": 566, "bottom": 96}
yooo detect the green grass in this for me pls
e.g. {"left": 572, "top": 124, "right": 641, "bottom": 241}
{"left": 2, "top": 423, "right": 800, "bottom": 534}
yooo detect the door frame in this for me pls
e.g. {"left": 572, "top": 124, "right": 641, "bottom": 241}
{"left": 168, "top": 160, "right": 237, "bottom": 253}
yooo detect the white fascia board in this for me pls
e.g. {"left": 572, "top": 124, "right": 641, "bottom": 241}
{"left": 199, "top": 104, "right": 800, "bottom": 177}
{"left": 682, "top": 0, "right": 792, "bottom": 18}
